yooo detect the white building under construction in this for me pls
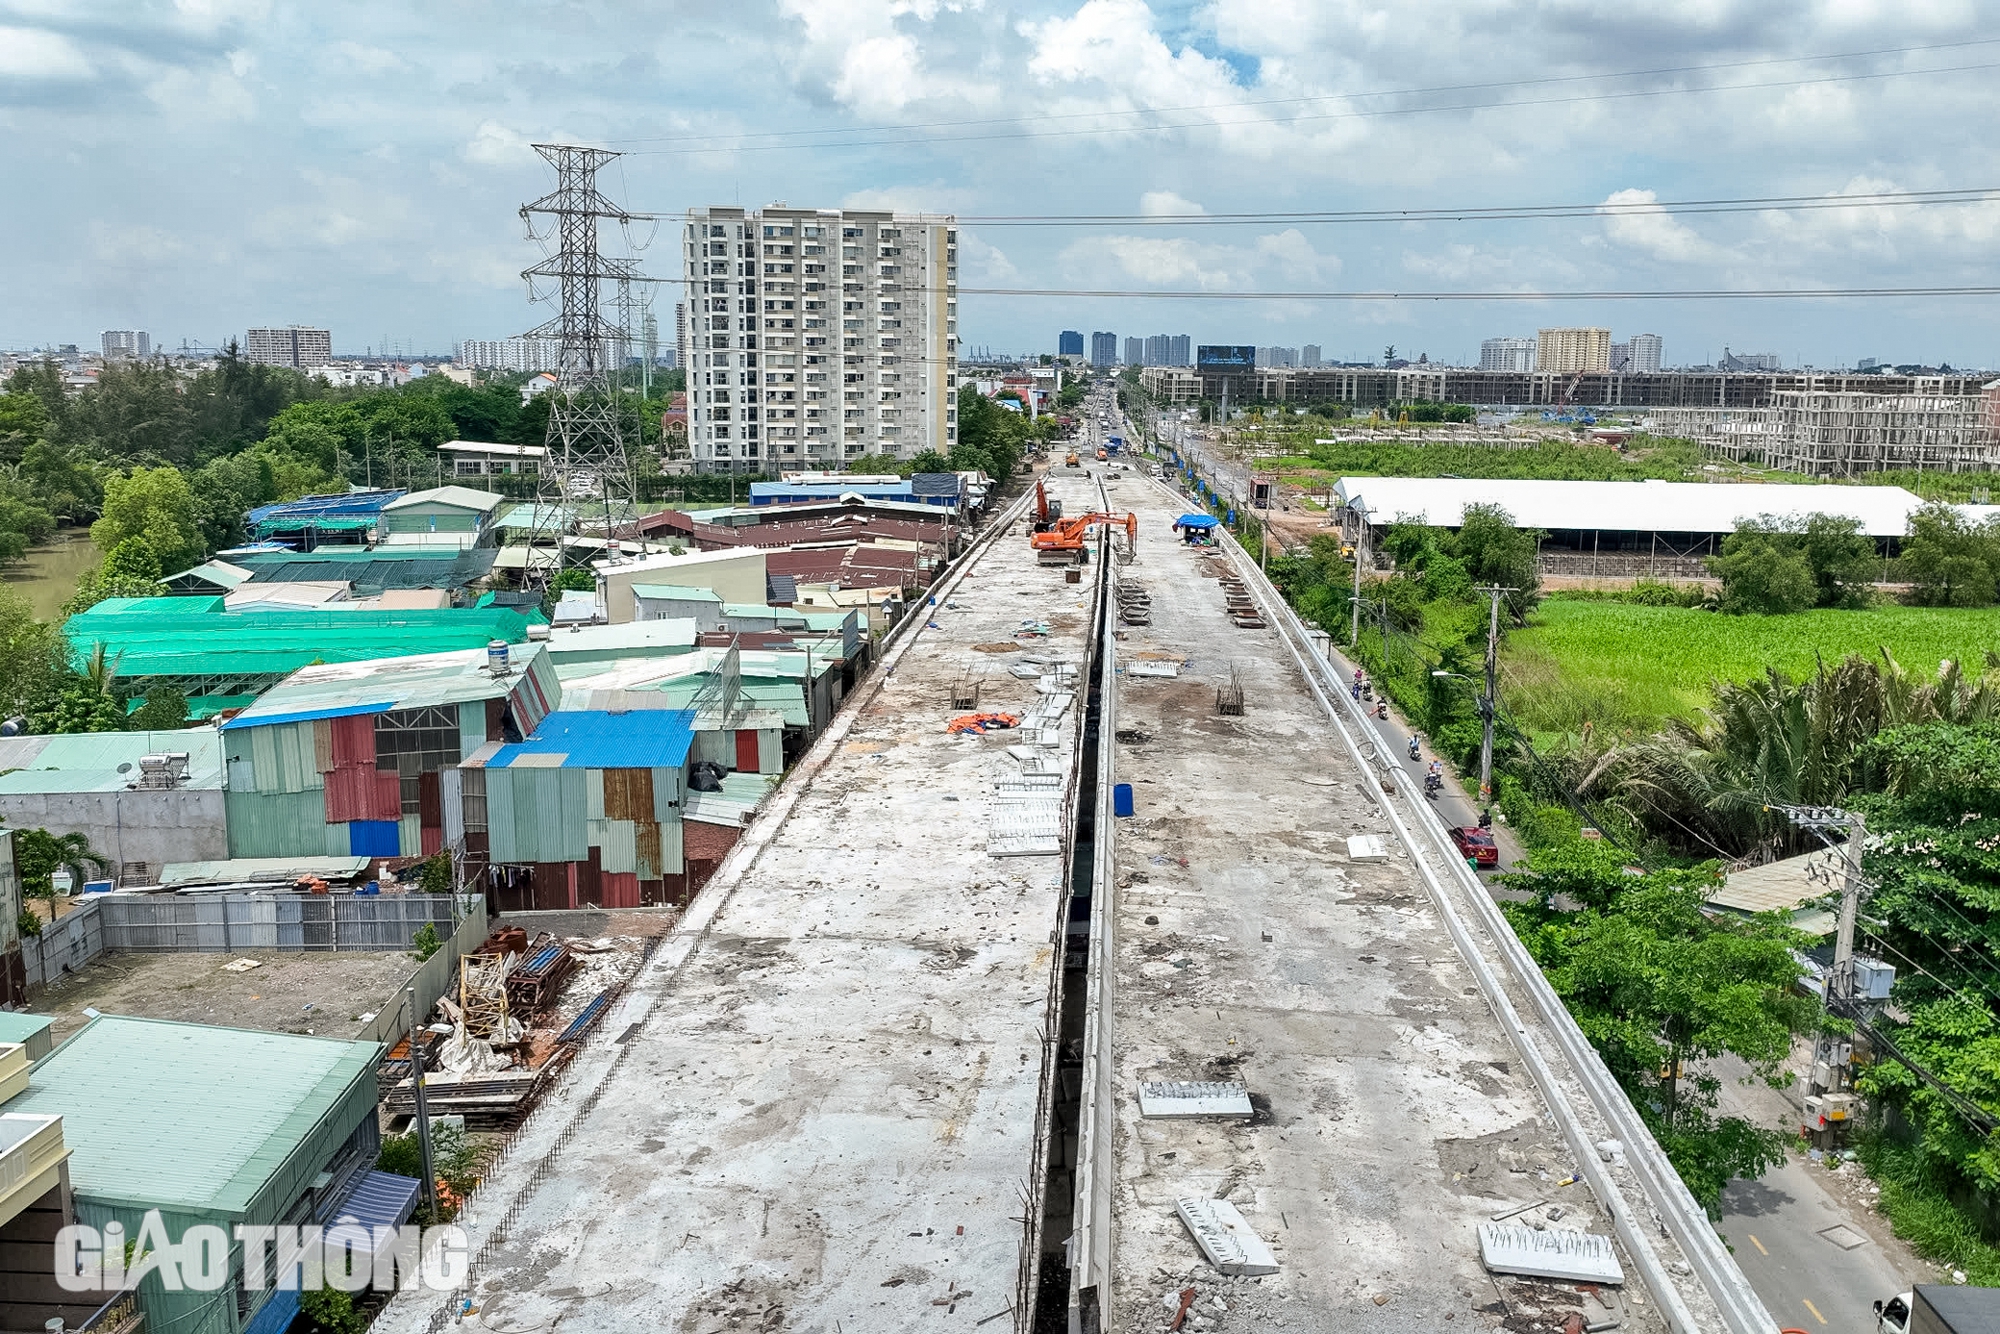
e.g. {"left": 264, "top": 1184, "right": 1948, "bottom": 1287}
{"left": 682, "top": 205, "right": 959, "bottom": 474}
{"left": 1652, "top": 379, "right": 2000, "bottom": 476}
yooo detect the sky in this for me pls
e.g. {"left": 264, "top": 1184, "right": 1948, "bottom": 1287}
{"left": 3, "top": 0, "right": 1999, "bottom": 369}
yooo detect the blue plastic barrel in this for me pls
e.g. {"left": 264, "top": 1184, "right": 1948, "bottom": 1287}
{"left": 1113, "top": 783, "right": 1135, "bottom": 817}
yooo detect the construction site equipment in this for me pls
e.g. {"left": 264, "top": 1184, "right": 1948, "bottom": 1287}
{"left": 459, "top": 952, "right": 512, "bottom": 1039}
{"left": 948, "top": 677, "right": 983, "bottom": 709}
{"left": 1030, "top": 511, "right": 1139, "bottom": 559}
{"left": 1032, "top": 480, "right": 1062, "bottom": 534}
{"left": 504, "top": 935, "right": 577, "bottom": 1014}
{"left": 1216, "top": 665, "right": 1246, "bottom": 716}
{"left": 1065, "top": 451, "right": 1080, "bottom": 467}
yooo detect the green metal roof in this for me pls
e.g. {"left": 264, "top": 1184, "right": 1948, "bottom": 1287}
{"left": 62, "top": 599, "right": 532, "bottom": 679}
{"left": 657, "top": 679, "right": 809, "bottom": 727}
{"left": 8, "top": 1015, "right": 383, "bottom": 1214}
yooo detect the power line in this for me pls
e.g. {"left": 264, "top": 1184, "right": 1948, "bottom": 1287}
{"left": 958, "top": 185, "right": 2000, "bottom": 227}
{"left": 607, "top": 36, "right": 2000, "bottom": 156}
{"left": 955, "top": 285, "right": 2000, "bottom": 302}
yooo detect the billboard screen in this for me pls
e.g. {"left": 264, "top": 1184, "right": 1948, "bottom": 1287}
{"left": 1196, "top": 345, "right": 1256, "bottom": 371}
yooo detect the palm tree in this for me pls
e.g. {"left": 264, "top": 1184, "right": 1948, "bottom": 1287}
{"left": 48, "top": 832, "right": 108, "bottom": 892}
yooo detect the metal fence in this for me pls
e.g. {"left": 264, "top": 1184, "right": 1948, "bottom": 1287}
{"left": 23, "top": 893, "right": 467, "bottom": 995}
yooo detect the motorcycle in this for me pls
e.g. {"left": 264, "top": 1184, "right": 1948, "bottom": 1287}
{"left": 1424, "top": 773, "right": 1442, "bottom": 799}
{"left": 1407, "top": 738, "right": 1422, "bottom": 761}
{"left": 1375, "top": 700, "right": 1388, "bottom": 720}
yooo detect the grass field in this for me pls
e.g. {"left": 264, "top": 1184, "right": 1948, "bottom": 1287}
{"left": 1502, "top": 600, "right": 2000, "bottom": 734}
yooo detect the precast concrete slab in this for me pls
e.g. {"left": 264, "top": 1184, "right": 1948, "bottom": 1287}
{"left": 374, "top": 472, "right": 1106, "bottom": 1334}
{"left": 1100, "top": 478, "right": 1668, "bottom": 1333}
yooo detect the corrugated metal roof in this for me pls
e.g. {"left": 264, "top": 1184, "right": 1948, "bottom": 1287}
{"left": 233, "top": 548, "right": 498, "bottom": 591}
{"left": 1333, "top": 476, "right": 1928, "bottom": 537}
{"left": 766, "top": 572, "right": 799, "bottom": 603}
{"left": 224, "top": 643, "right": 552, "bottom": 728}
{"left": 157, "top": 856, "right": 370, "bottom": 888}
{"left": 244, "top": 490, "right": 404, "bottom": 524}
{"left": 8, "top": 1015, "right": 382, "bottom": 1213}
{"left": 632, "top": 584, "right": 724, "bottom": 603}
{"left": 484, "top": 709, "right": 696, "bottom": 770}
{"left": 0, "top": 729, "right": 226, "bottom": 793}
{"left": 909, "top": 472, "right": 962, "bottom": 497}
{"left": 684, "top": 771, "right": 779, "bottom": 827}
{"left": 381, "top": 485, "right": 506, "bottom": 514}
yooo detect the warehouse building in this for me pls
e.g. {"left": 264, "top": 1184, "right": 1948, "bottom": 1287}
{"left": 0, "top": 731, "right": 228, "bottom": 885}
{"left": 4, "top": 1015, "right": 403, "bottom": 1334}
{"left": 1334, "top": 476, "right": 1929, "bottom": 579}
{"left": 220, "top": 643, "right": 559, "bottom": 860}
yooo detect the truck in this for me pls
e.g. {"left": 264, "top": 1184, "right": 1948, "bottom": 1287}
{"left": 1878, "top": 1285, "right": 2000, "bottom": 1333}
{"left": 1107, "top": 435, "right": 1123, "bottom": 455}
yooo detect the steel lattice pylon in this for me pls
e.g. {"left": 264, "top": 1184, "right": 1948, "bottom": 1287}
{"left": 518, "top": 143, "right": 641, "bottom": 585}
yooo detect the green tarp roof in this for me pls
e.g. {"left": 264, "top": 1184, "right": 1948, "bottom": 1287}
{"left": 64, "top": 598, "right": 532, "bottom": 679}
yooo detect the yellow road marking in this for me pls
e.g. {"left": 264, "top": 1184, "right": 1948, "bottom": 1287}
{"left": 1749, "top": 1234, "right": 1768, "bottom": 1255}
{"left": 1803, "top": 1297, "right": 1828, "bottom": 1326}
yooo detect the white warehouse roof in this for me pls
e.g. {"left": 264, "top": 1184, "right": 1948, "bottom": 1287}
{"left": 1333, "top": 476, "right": 1929, "bottom": 538}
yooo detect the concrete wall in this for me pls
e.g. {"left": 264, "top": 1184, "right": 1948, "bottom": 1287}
{"left": 599, "top": 550, "right": 768, "bottom": 624}
{"left": 0, "top": 788, "right": 228, "bottom": 882}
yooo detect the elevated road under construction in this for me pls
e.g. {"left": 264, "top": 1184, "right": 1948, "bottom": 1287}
{"left": 378, "top": 454, "right": 1778, "bottom": 1333}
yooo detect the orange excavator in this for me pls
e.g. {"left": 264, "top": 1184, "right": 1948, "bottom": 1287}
{"left": 1032, "top": 479, "right": 1064, "bottom": 533}
{"left": 1031, "top": 509, "right": 1138, "bottom": 562}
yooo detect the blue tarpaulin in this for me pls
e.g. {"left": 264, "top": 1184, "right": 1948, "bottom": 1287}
{"left": 1175, "top": 514, "right": 1219, "bottom": 530}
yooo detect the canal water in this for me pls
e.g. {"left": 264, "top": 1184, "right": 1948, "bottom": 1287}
{"left": 1, "top": 528, "right": 98, "bottom": 621}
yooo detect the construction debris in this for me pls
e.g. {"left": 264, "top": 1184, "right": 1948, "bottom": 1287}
{"left": 948, "top": 712, "right": 1023, "bottom": 735}
{"left": 1477, "top": 1223, "right": 1625, "bottom": 1284}
{"left": 1175, "top": 1197, "right": 1280, "bottom": 1277}
{"left": 1137, "top": 1080, "right": 1253, "bottom": 1119}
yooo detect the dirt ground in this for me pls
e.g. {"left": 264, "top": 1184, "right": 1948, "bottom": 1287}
{"left": 33, "top": 950, "right": 425, "bottom": 1046}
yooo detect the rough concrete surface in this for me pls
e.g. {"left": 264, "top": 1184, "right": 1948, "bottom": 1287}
{"left": 1104, "top": 478, "right": 1665, "bottom": 1333}
{"left": 375, "top": 473, "right": 1104, "bottom": 1334}
{"left": 33, "top": 948, "right": 423, "bottom": 1046}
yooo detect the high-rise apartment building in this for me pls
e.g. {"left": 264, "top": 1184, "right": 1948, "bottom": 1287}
{"left": 245, "top": 326, "right": 333, "bottom": 369}
{"left": 1535, "top": 327, "right": 1611, "bottom": 374}
{"left": 101, "top": 330, "right": 149, "bottom": 360}
{"left": 1124, "top": 336, "right": 1144, "bottom": 367}
{"left": 1059, "top": 330, "right": 1084, "bottom": 357}
{"left": 1301, "top": 344, "right": 1322, "bottom": 368}
{"left": 1138, "top": 333, "right": 1192, "bottom": 367}
{"left": 1479, "top": 337, "right": 1537, "bottom": 372}
{"left": 1628, "top": 333, "right": 1664, "bottom": 374}
{"left": 1167, "top": 334, "right": 1190, "bottom": 367}
{"left": 683, "top": 204, "right": 957, "bottom": 472}
{"left": 1089, "top": 332, "right": 1116, "bottom": 368}
{"left": 1610, "top": 342, "right": 1631, "bottom": 373}
{"left": 458, "top": 338, "right": 562, "bottom": 373}
{"left": 1255, "top": 346, "right": 1298, "bottom": 368}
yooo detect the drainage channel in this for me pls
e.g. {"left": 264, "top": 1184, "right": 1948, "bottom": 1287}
{"left": 1023, "top": 480, "right": 1117, "bottom": 1334}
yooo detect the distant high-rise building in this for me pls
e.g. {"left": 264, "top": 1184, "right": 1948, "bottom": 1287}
{"left": 1137, "top": 333, "right": 1192, "bottom": 367}
{"left": 683, "top": 204, "right": 957, "bottom": 471}
{"left": 1143, "top": 334, "right": 1167, "bottom": 367}
{"left": 1301, "top": 344, "right": 1322, "bottom": 368}
{"left": 1167, "top": 333, "right": 1190, "bottom": 366}
{"left": 1479, "top": 337, "right": 1536, "bottom": 372}
{"left": 1535, "top": 327, "right": 1610, "bottom": 374}
{"left": 1628, "top": 333, "right": 1664, "bottom": 374}
{"left": 1255, "top": 346, "right": 1298, "bottom": 368}
{"left": 1719, "top": 347, "right": 1781, "bottom": 372}
{"left": 458, "top": 338, "right": 562, "bottom": 373}
{"left": 101, "top": 330, "right": 149, "bottom": 360}
{"left": 1089, "top": 332, "right": 1116, "bottom": 368}
{"left": 245, "top": 326, "right": 333, "bottom": 369}
{"left": 1059, "top": 330, "right": 1085, "bottom": 357}
{"left": 1610, "top": 341, "right": 1631, "bottom": 372}
{"left": 1124, "top": 336, "right": 1144, "bottom": 366}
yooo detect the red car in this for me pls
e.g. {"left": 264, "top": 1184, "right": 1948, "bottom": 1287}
{"left": 1449, "top": 826, "right": 1499, "bottom": 868}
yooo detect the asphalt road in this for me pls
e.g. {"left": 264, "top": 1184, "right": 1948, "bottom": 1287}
{"left": 1715, "top": 1072, "right": 1920, "bottom": 1334}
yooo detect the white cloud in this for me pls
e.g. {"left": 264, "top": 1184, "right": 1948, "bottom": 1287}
{"left": 0, "top": 25, "right": 92, "bottom": 79}
{"left": 1139, "top": 190, "right": 1204, "bottom": 217}
{"left": 1598, "top": 188, "right": 1727, "bottom": 264}
{"left": 330, "top": 40, "right": 404, "bottom": 75}
{"left": 462, "top": 121, "right": 537, "bottom": 167}
{"left": 1060, "top": 227, "right": 1340, "bottom": 291}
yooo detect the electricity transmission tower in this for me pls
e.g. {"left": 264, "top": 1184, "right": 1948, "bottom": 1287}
{"left": 519, "top": 143, "right": 642, "bottom": 584}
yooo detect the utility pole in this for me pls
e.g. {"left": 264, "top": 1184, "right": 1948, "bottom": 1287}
{"left": 406, "top": 985, "right": 439, "bottom": 1220}
{"left": 1770, "top": 804, "right": 1879, "bottom": 1147}
{"left": 1349, "top": 504, "right": 1371, "bottom": 646}
{"left": 1473, "top": 584, "right": 1519, "bottom": 804}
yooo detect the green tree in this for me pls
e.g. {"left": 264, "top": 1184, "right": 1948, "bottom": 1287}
{"left": 11, "top": 828, "right": 109, "bottom": 898}
{"left": 1799, "top": 512, "right": 1878, "bottom": 609}
{"left": 127, "top": 685, "right": 188, "bottom": 731}
{"left": 1903, "top": 502, "right": 2000, "bottom": 608}
{"left": 0, "top": 390, "right": 49, "bottom": 465}
{"left": 60, "top": 361, "right": 196, "bottom": 464}
{"left": 17, "top": 441, "right": 101, "bottom": 522}
{"left": 1451, "top": 502, "right": 1543, "bottom": 620}
{"left": 91, "top": 466, "right": 205, "bottom": 572}
{"left": 0, "top": 587, "right": 64, "bottom": 721}
{"left": 63, "top": 537, "right": 165, "bottom": 616}
{"left": 1504, "top": 848, "right": 1817, "bottom": 1214}
{"left": 1709, "top": 519, "right": 1817, "bottom": 614}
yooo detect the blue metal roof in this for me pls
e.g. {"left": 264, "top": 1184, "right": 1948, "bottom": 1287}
{"left": 490, "top": 708, "right": 696, "bottom": 769}
{"left": 244, "top": 489, "right": 405, "bottom": 524}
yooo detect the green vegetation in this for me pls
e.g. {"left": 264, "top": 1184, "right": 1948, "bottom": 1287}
{"left": 1504, "top": 601, "right": 2000, "bottom": 735}
{"left": 411, "top": 922, "right": 443, "bottom": 961}
{"left": 299, "top": 1287, "right": 368, "bottom": 1334}
{"left": 11, "top": 828, "right": 108, "bottom": 899}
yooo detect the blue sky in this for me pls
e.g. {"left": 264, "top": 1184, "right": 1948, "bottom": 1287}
{"left": 3, "top": 0, "right": 1998, "bottom": 368}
